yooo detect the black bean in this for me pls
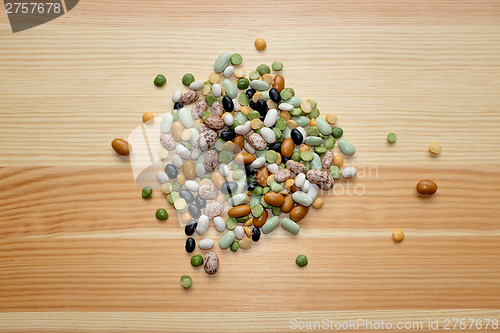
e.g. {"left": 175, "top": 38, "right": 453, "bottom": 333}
{"left": 244, "top": 165, "right": 256, "bottom": 176}
{"left": 291, "top": 129, "right": 304, "bottom": 145}
{"left": 185, "top": 237, "right": 196, "bottom": 253}
{"left": 269, "top": 88, "right": 281, "bottom": 103}
{"left": 164, "top": 164, "right": 178, "bottom": 178}
{"left": 281, "top": 156, "right": 290, "bottom": 164}
{"left": 256, "top": 99, "right": 268, "bottom": 115}
{"left": 246, "top": 88, "right": 256, "bottom": 99}
{"left": 179, "top": 189, "right": 194, "bottom": 204}
{"left": 220, "top": 129, "right": 236, "bottom": 142}
{"left": 188, "top": 204, "right": 201, "bottom": 219}
{"left": 185, "top": 222, "right": 197, "bottom": 236}
{"left": 222, "top": 96, "right": 234, "bottom": 112}
{"left": 252, "top": 227, "right": 261, "bottom": 242}
{"left": 194, "top": 195, "right": 206, "bottom": 209}
{"left": 173, "top": 102, "right": 184, "bottom": 109}
{"left": 247, "top": 180, "right": 259, "bottom": 191}
{"left": 268, "top": 142, "right": 282, "bottom": 152}
{"left": 249, "top": 100, "right": 257, "bottom": 110}
{"left": 220, "top": 181, "right": 238, "bottom": 195}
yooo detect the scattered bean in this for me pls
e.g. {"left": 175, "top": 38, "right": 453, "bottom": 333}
{"left": 416, "top": 179, "right": 438, "bottom": 195}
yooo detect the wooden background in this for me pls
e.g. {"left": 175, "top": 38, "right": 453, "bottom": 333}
{"left": 1, "top": 1, "right": 500, "bottom": 331}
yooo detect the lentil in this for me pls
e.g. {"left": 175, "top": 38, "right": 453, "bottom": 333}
{"left": 392, "top": 228, "right": 405, "bottom": 242}
{"left": 429, "top": 142, "right": 442, "bottom": 154}
{"left": 387, "top": 132, "right": 397, "bottom": 143}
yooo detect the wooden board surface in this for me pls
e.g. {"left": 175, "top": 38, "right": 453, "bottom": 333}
{"left": 1, "top": 1, "right": 500, "bottom": 331}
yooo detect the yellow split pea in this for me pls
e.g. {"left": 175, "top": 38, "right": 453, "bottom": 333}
{"left": 392, "top": 228, "right": 405, "bottom": 242}
{"left": 429, "top": 142, "right": 442, "bottom": 155}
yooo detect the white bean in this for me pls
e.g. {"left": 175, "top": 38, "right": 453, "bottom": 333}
{"left": 176, "top": 144, "right": 191, "bottom": 160}
{"left": 342, "top": 166, "right": 358, "bottom": 178}
{"left": 234, "top": 226, "right": 245, "bottom": 240}
{"left": 250, "top": 156, "right": 266, "bottom": 169}
{"left": 223, "top": 65, "right": 235, "bottom": 78}
{"left": 224, "top": 113, "right": 234, "bottom": 126}
{"left": 189, "top": 80, "right": 204, "bottom": 91}
{"left": 308, "top": 184, "right": 319, "bottom": 200}
{"left": 297, "top": 127, "right": 307, "bottom": 143}
{"left": 267, "top": 163, "right": 279, "bottom": 174}
{"left": 195, "top": 163, "right": 206, "bottom": 178}
{"left": 235, "top": 121, "right": 251, "bottom": 135}
{"left": 260, "top": 127, "right": 276, "bottom": 144}
{"left": 219, "top": 164, "right": 230, "bottom": 177}
{"left": 213, "top": 217, "right": 226, "bottom": 232}
{"left": 198, "top": 238, "right": 215, "bottom": 250}
{"left": 303, "top": 180, "right": 311, "bottom": 192}
{"left": 156, "top": 171, "right": 168, "bottom": 184}
{"left": 190, "top": 147, "right": 201, "bottom": 160}
{"left": 185, "top": 180, "right": 199, "bottom": 192}
{"left": 172, "top": 90, "right": 182, "bottom": 103}
{"left": 233, "top": 98, "right": 241, "bottom": 111}
{"left": 196, "top": 215, "right": 210, "bottom": 235}
{"left": 295, "top": 173, "right": 306, "bottom": 188}
{"left": 212, "top": 83, "right": 221, "bottom": 98}
{"left": 278, "top": 103, "right": 294, "bottom": 111}
{"left": 244, "top": 141, "right": 255, "bottom": 154}
{"left": 264, "top": 108, "right": 278, "bottom": 127}
{"left": 171, "top": 154, "right": 183, "bottom": 168}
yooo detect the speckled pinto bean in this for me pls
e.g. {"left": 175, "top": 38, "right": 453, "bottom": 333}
{"left": 197, "top": 130, "right": 218, "bottom": 150}
{"left": 321, "top": 150, "right": 335, "bottom": 169}
{"left": 274, "top": 169, "right": 292, "bottom": 183}
{"left": 205, "top": 201, "right": 224, "bottom": 217}
{"left": 306, "top": 169, "right": 334, "bottom": 191}
{"left": 205, "top": 115, "right": 225, "bottom": 130}
{"left": 203, "top": 150, "right": 219, "bottom": 171}
{"left": 285, "top": 160, "right": 306, "bottom": 174}
{"left": 203, "top": 252, "right": 219, "bottom": 275}
{"left": 198, "top": 184, "right": 218, "bottom": 200}
{"left": 181, "top": 90, "right": 198, "bottom": 105}
{"left": 210, "top": 101, "right": 224, "bottom": 117}
{"left": 159, "top": 133, "right": 177, "bottom": 151}
{"left": 191, "top": 99, "right": 208, "bottom": 119}
{"left": 246, "top": 132, "right": 267, "bottom": 150}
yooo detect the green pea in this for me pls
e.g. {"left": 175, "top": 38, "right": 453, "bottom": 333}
{"left": 268, "top": 126, "right": 279, "bottom": 138}
{"left": 271, "top": 182, "right": 282, "bottom": 193}
{"left": 230, "top": 241, "right": 239, "bottom": 252}
{"left": 238, "top": 92, "right": 250, "bottom": 106}
{"left": 201, "top": 111, "right": 211, "bottom": 121}
{"left": 232, "top": 169, "right": 245, "bottom": 181}
{"left": 275, "top": 117, "right": 287, "bottom": 131}
{"left": 262, "top": 186, "right": 270, "bottom": 195}
{"left": 314, "top": 146, "right": 327, "bottom": 154}
{"left": 205, "top": 94, "right": 217, "bottom": 107}
{"left": 261, "top": 196, "right": 271, "bottom": 208}
{"left": 236, "top": 215, "right": 249, "bottom": 223}
{"left": 272, "top": 206, "right": 282, "bottom": 216}
{"left": 182, "top": 141, "right": 192, "bottom": 150}
{"left": 190, "top": 255, "right": 203, "bottom": 267}
{"left": 332, "top": 127, "right": 343, "bottom": 139}
{"left": 265, "top": 150, "right": 277, "bottom": 163}
{"left": 324, "top": 136, "right": 335, "bottom": 149}
{"left": 308, "top": 108, "right": 320, "bottom": 119}
{"left": 296, "top": 254, "right": 308, "bottom": 267}
{"left": 171, "top": 181, "right": 182, "bottom": 191}
{"left": 387, "top": 132, "right": 397, "bottom": 143}
{"left": 291, "top": 151, "right": 301, "bottom": 162}
{"left": 302, "top": 161, "right": 311, "bottom": 170}
{"left": 230, "top": 120, "right": 241, "bottom": 130}
{"left": 249, "top": 70, "right": 260, "bottom": 81}
{"left": 256, "top": 64, "right": 271, "bottom": 76}
{"left": 182, "top": 73, "right": 195, "bottom": 86}
{"left": 180, "top": 275, "right": 192, "bottom": 289}
{"left": 237, "top": 78, "right": 249, "bottom": 90}
{"left": 166, "top": 193, "right": 174, "bottom": 205}
{"left": 252, "top": 204, "right": 264, "bottom": 218}
{"left": 330, "top": 165, "right": 341, "bottom": 179}
{"left": 214, "top": 139, "right": 225, "bottom": 151}
{"left": 155, "top": 208, "right": 169, "bottom": 221}
{"left": 272, "top": 61, "right": 283, "bottom": 71}
{"left": 308, "top": 100, "right": 317, "bottom": 109}
{"left": 278, "top": 163, "right": 285, "bottom": 170}
{"left": 290, "top": 107, "right": 302, "bottom": 117}
{"left": 219, "top": 151, "right": 233, "bottom": 164}
{"left": 231, "top": 53, "right": 243, "bottom": 65}
{"left": 225, "top": 217, "right": 238, "bottom": 230}
{"left": 171, "top": 109, "right": 179, "bottom": 121}
{"left": 252, "top": 187, "right": 262, "bottom": 195}
{"left": 154, "top": 74, "right": 166, "bottom": 87}
{"left": 247, "top": 110, "right": 261, "bottom": 120}
{"left": 280, "top": 88, "right": 295, "bottom": 100}
{"left": 307, "top": 126, "right": 320, "bottom": 136}
{"left": 142, "top": 186, "right": 153, "bottom": 199}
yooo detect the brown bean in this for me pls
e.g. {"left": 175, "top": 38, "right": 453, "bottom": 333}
{"left": 228, "top": 205, "right": 251, "bottom": 218}
{"left": 281, "top": 194, "right": 294, "bottom": 213}
{"left": 256, "top": 167, "right": 269, "bottom": 187}
{"left": 142, "top": 112, "right": 154, "bottom": 123}
{"left": 289, "top": 205, "right": 309, "bottom": 222}
{"left": 273, "top": 75, "right": 285, "bottom": 92}
{"left": 264, "top": 192, "right": 285, "bottom": 206}
{"left": 290, "top": 184, "right": 299, "bottom": 193}
{"left": 416, "top": 180, "right": 438, "bottom": 195}
{"left": 234, "top": 152, "right": 256, "bottom": 165}
{"left": 211, "top": 171, "right": 226, "bottom": 189}
{"left": 171, "top": 121, "right": 184, "bottom": 142}
{"left": 253, "top": 209, "right": 268, "bottom": 228}
{"left": 183, "top": 160, "right": 196, "bottom": 180}
{"left": 281, "top": 138, "right": 295, "bottom": 158}
{"left": 111, "top": 138, "right": 131, "bottom": 156}
{"left": 333, "top": 155, "right": 343, "bottom": 168}
{"left": 233, "top": 135, "right": 244, "bottom": 152}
